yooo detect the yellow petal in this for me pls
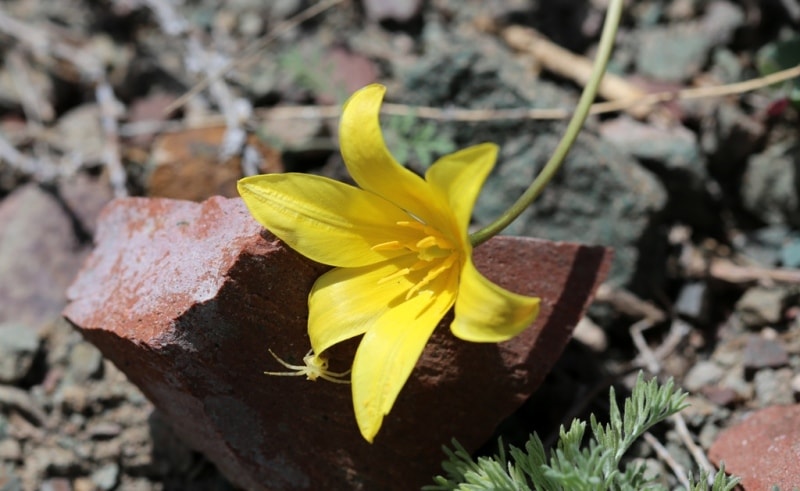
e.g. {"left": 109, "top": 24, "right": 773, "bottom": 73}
{"left": 425, "top": 143, "right": 498, "bottom": 239}
{"left": 308, "top": 256, "right": 421, "bottom": 355}
{"left": 350, "top": 269, "right": 458, "bottom": 442}
{"left": 450, "top": 257, "right": 541, "bottom": 342}
{"left": 339, "top": 84, "right": 441, "bottom": 226}
{"left": 238, "top": 173, "right": 419, "bottom": 268}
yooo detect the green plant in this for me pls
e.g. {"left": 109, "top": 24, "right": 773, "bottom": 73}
{"left": 756, "top": 37, "right": 800, "bottom": 107}
{"left": 427, "top": 373, "right": 740, "bottom": 491}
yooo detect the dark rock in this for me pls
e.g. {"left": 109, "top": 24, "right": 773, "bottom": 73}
{"left": 635, "top": 1, "right": 744, "bottom": 82}
{"left": 743, "top": 334, "right": 789, "bottom": 374}
{"left": 475, "top": 131, "right": 666, "bottom": 289}
{"left": 599, "top": 117, "right": 702, "bottom": 177}
{"left": 709, "top": 404, "right": 800, "bottom": 490}
{"left": 0, "top": 184, "right": 87, "bottom": 330}
{"left": 742, "top": 141, "right": 800, "bottom": 228}
{"left": 63, "top": 196, "right": 611, "bottom": 490}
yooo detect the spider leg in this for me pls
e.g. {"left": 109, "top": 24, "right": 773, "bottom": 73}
{"left": 267, "top": 349, "right": 306, "bottom": 371}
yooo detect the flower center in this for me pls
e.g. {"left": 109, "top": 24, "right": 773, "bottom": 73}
{"left": 371, "top": 220, "right": 459, "bottom": 300}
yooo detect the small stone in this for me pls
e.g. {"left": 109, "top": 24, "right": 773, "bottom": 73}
{"left": 91, "top": 463, "right": 120, "bottom": 490}
{"left": 754, "top": 368, "right": 795, "bottom": 407}
{"left": 73, "top": 477, "right": 95, "bottom": 491}
{"left": 792, "top": 373, "right": 800, "bottom": 396}
{"left": 735, "top": 286, "right": 786, "bottom": 327}
{"left": 67, "top": 342, "right": 104, "bottom": 384}
{"left": 0, "top": 439, "right": 21, "bottom": 461}
{"left": 149, "top": 126, "right": 282, "bottom": 202}
{"left": 682, "top": 360, "right": 725, "bottom": 392}
{"left": 709, "top": 404, "right": 800, "bottom": 490}
{"left": 0, "top": 323, "right": 40, "bottom": 383}
{"left": 0, "top": 465, "right": 23, "bottom": 491}
{"left": 59, "top": 385, "right": 90, "bottom": 415}
{"left": 362, "top": 0, "right": 423, "bottom": 22}
{"left": 742, "top": 141, "right": 800, "bottom": 228}
{"left": 0, "top": 185, "right": 88, "bottom": 330}
{"left": 701, "top": 386, "right": 740, "bottom": 407}
{"left": 64, "top": 196, "right": 611, "bottom": 490}
{"left": 674, "top": 281, "right": 707, "bottom": 321}
{"left": 39, "top": 478, "right": 71, "bottom": 491}
{"left": 743, "top": 334, "right": 789, "bottom": 374}
{"left": 600, "top": 117, "right": 702, "bottom": 176}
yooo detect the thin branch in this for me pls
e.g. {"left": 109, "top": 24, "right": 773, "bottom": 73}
{"left": 643, "top": 431, "right": 692, "bottom": 489}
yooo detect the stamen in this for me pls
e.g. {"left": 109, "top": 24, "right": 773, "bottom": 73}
{"left": 406, "top": 254, "right": 459, "bottom": 299}
{"left": 371, "top": 240, "right": 404, "bottom": 251}
{"left": 377, "top": 267, "right": 411, "bottom": 284}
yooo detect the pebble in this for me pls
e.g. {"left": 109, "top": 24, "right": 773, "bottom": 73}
{"left": 754, "top": 368, "right": 795, "bottom": 407}
{"left": 674, "top": 281, "right": 707, "bottom": 321}
{"left": 91, "top": 462, "right": 120, "bottom": 490}
{"left": 0, "top": 323, "right": 40, "bottom": 384}
{"left": 735, "top": 286, "right": 786, "bottom": 327}
{"left": 67, "top": 342, "right": 104, "bottom": 384}
{"left": 40, "top": 478, "right": 71, "bottom": 491}
{"left": 682, "top": 360, "right": 725, "bottom": 391}
{"left": 792, "top": 373, "right": 800, "bottom": 396}
{"left": 742, "top": 334, "right": 789, "bottom": 374}
{"left": 59, "top": 385, "right": 90, "bottom": 415}
{"left": 0, "top": 439, "right": 21, "bottom": 461}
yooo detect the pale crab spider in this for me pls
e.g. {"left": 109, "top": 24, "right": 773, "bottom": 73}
{"left": 265, "top": 349, "right": 351, "bottom": 384}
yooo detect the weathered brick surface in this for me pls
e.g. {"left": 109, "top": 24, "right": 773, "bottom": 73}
{"left": 64, "top": 196, "right": 611, "bottom": 490}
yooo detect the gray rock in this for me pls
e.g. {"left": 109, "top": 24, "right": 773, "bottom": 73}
{"left": 363, "top": 0, "right": 423, "bottom": 23}
{"left": 0, "top": 465, "right": 23, "bottom": 491}
{"left": 753, "top": 368, "right": 795, "bottom": 407}
{"left": 675, "top": 281, "right": 707, "bottom": 321}
{"left": 742, "top": 141, "right": 800, "bottom": 228}
{"left": 683, "top": 360, "right": 725, "bottom": 392}
{"left": 0, "top": 439, "right": 21, "bottom": 462}
{"left": 91, "top": 463, "right": 120, "bottom": 490}
{"left": 475, "top": 131, "right": 666, "bottom": 288}
{"left": 743, "top": 334, "right": 789, "bottom": 373}
{"left": 0, "top": 185, "right": 87, "bottom": 330}
{"left": 735, "top": 286, "right": 786, "bottom": 327}
{"left": 635, "top": 2, "right": 744, "bottom": 82}
{"left": 0, "top": 323, "right": 40, "bottom": 383}
{"left": 599, "top": 117, "right": 702, "bottom": 177}
{"left": 67, "top": 342, "right": 103, "bottom": 384}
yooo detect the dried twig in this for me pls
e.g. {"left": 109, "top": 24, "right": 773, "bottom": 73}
{"left": 671, "top": 413, "right": 717, "bottom": 484}
{"left": 502, "top": 25, "right": 650, "bottom": 119}
{"left": 95, "top": 81, "right": 128, "bottom": 197}
{"left": 643, "top": 431, "right": 692, "bottom": 489}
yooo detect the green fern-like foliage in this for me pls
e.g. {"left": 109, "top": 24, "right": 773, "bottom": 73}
{"left": 427, "top": 373, "right": 740, "bottom": 491}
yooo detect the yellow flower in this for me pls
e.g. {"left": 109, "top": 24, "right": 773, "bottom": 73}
{"left": 237, "top": 84, "right": 540, "bottom": 442}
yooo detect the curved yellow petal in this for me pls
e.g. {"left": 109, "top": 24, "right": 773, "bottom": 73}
{"left": 308, "top": 256, "right": 420, "bottom": 355}
{"left": 339, "top": 84, "right": 440, "bottom": 225}
{"left": 450, "top": 257, "right": 541, "bottom": 343}
{"left": 425, "top": 143, "right": 498, "bottom": 239}
{"left": 351, "top": 269, "right": 458, "bottom": 442}
{"left": 238, "top": 174, "right": 419, "bottom": 268}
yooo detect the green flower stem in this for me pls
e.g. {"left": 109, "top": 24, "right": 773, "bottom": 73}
{"left": 469, "top": 0, "right": 624, "bottom": 247}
